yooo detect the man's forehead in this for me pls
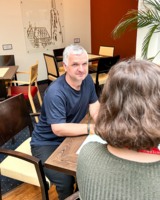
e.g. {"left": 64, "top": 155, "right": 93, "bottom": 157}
{"left": 69, "top": 52, "right": 87, "bottom": 61}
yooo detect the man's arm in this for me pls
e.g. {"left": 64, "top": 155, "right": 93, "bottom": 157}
{"left": 89, "top": 100, "right": 100, "bottom": 122}
{"left": 51, "top": 100, "right": 100, "bottom": 137}
{"left": 51, "top": 123, "right": 90, "bottom": 137}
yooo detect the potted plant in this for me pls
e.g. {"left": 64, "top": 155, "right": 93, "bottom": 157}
{"left": 112, "top": 0, "right": 160, "bottom": 61}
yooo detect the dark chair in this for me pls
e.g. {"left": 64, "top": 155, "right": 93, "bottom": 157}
{"left": 0, "top": 94, "right": 51, "bottom": 200}
{"left": 89, "top": 46, "right": 115, "bottom": 72}
{"left": 0, "top": 55, "right": 18, "bottom": 86}
{"left": 0, "top": 80, "right": 7, "bottom": 101}
{"left": 53, "top": 48, "right": 65, "bottom": 62}
{"left": 90, "top": 55, "right": 120, "bottom": 95}
{"left": 43, "top": 53, "right": 65, "bottom": 85}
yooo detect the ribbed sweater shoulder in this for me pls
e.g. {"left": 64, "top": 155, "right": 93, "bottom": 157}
{"left": 77, "top": 142, "right": 160, "bottom": 200}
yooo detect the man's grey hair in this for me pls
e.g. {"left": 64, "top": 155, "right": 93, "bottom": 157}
{"left": 63, "top": 44, "right": 88, "bottom": 66}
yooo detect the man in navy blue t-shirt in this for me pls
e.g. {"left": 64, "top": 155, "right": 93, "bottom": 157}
{"left": 30, "top": 44, "right": 100, "bottom": 200}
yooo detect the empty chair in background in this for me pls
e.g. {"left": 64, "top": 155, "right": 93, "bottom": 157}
{"left": 90, "top": 55, "right": 120, "bottom": 95}
{"left": 10, "top": 61, "right": 42, "bottom": 123}
{"left": 53, "top": 48, "right": 65, "bottom": 62}
{"left": 43, "top": 53, "right": 65, "bottom": 85}
{"left": 89, "top": 46, "right": 114, "bottom": 72}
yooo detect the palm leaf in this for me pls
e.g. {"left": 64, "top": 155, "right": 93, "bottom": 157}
{"left": 112, "top": 0, "right": 160, "bottom": 59}
{"left": 142, "top": 24, "right": 159, "bottom": 59}
{"left": 147, "top": 50, "right": 160, "bottom": 61}
{"left": 145, "top": 0, "right": 160, "bottom": 12}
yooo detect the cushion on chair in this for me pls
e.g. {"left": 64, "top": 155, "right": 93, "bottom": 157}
{"left": 59, "top": 71, "right": 65, "bottom": 76}
{"left": 89, "top": 63, "right": 98, "bottom": 72}
{"left": 11, "top": 86, "right": 38, "bottom": 99}
{"left": 48, "top": 75, "right": 57, "bottom": 82}
{"left": 0, "top": 137, "right": 51, "bottom": 188}
{"left": 59, "top": 66, "right": 65, "bottom": 72}
{"left": 90, "top": 73, "right": 109, "bottom": 85}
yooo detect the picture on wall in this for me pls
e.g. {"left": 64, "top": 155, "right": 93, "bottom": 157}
{"left": 21, "top": 0, "right": 65, "bottom": 53}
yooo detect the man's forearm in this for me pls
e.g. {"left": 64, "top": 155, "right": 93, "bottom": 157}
{"left": 51, "top": 123, "right": 94, "bottom": 137}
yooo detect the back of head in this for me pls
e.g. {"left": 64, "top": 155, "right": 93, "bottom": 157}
{"left": 95, "top": 60, "right": 160, "bottom": 151}
{"left": 63, "top": 44, "right": 88, "bottom": 66}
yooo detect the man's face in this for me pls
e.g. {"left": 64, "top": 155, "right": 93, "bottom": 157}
{"left": 63, "top": 51, "right": 88, "bottom": 83}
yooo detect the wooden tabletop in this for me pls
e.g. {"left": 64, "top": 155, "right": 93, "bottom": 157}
{"left": 44, "top": 113, "right": 93, "bottom": 177}
{"left": 0, "top": 65, "right": 18, "bottom": 81}
{"left": 56, "top": 54, "right": 107, "bottom": 63}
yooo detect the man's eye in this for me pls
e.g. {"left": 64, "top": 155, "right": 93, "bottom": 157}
{"left": 73, "top": 64, "right": 78, "bottom": 66}
{"left": 83, "top": 63, "right": 87, "bottom": 66}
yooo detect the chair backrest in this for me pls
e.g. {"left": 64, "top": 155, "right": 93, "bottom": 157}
{"left": 0, "top": 55, "right": 15, "bottom": 67}
{"left": 29, "top": 61, "right": 38, "bottom": 85}
{"left": 53, "top": 48, "right": 65, "bottom": 59}
{"left": 96, "top": 55, "right": 120, "bottom": 83}
{"left": 0, "top": 80, "right": 7, "bottom": 100}
{"left": 43, "top": 53, "right": 59, "bottom": 78}
{"left": 0, "top": 94, "right": 33, "bottom": 146}
{"left": 99, "top": 46, "right": 114, "bottom": 57}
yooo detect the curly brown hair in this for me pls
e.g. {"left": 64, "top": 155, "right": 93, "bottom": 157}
{"left": 95, "top": 60, "right": 160, "bottom": 151}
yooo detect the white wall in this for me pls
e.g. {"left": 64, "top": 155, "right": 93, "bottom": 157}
{"left": 0, "top": 0, "right": 91, "bottom": 81}
{"left": 136, "top": 0, "right": 160, "bottom": 64}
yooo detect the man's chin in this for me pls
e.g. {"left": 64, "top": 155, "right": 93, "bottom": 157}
{"left": 76, "top": 74, "right": 87, "bottom": 80}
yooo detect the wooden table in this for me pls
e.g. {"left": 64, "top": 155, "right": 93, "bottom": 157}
{"left": 44, "top": 114, "right": 93, "bottom": 177}
{"left": 56, "top": 53, "right": 106, "bottom": 63}
{"left": 0, "top": 65, "right": 18, "bottom": 95}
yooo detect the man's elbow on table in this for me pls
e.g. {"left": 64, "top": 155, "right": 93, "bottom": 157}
{"left": 51, "top": 124, "right": 64, "bottom": 137}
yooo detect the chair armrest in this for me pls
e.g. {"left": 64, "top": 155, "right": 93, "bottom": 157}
{"left": 0, "top": 147, "right": 40, "bottom": 164}
{"left": 0, "top": 147, "right": 49, "bottom": 197}
{"left": 30, "top": 112, "right": 41, "bottom": 117}
{"left": 16, "top": 71, "right": 30, "bottom": 74}
{"left": 64, "top": 191, "right": 79, "bottom": 200}
{"left": 11, "top": 80, "right": 30, "bottom": 84}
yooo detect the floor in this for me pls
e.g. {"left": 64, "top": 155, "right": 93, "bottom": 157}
{"left": 2, "top": 183, "right": 59, "bottom": 200}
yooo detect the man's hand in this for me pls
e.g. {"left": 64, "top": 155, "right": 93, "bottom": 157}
{"left": 90, "top": 124, "right": 95, "bottom": 135}
{"left": 89, "top": 100, "right": 100, "bottom": 122}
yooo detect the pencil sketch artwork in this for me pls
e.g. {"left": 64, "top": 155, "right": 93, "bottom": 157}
{"left": 21, "top": 0, "right": 65, "bottom": 53}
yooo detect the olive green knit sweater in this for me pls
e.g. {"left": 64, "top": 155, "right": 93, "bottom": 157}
{"left": 77, "top": 142, "right": 160, "bottom": 200}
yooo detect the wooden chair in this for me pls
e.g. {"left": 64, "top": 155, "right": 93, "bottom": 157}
{"left": 0, "top": 80, "right": 8, "bottom": 101}
{"left": 0, "top": 94, "right": 51, "bottom": 200}
{"left": 90, "top": 55, "right": 120, "bottom": 95}
{"left": 43, "top": 53, "right": 65, "bottom": 85}
{"left": 89, "top": 46, "right": 115, "bottom": 72}
{"left": 53, "top": 48, "right": 65, "bottom": 62}
{"left": 10, "top": 61, "right": 42, "bottom": 123}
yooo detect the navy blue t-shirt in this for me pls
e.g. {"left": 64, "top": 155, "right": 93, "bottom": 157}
{"left": 30, "top": 74, "right": 98, "bottom": 147}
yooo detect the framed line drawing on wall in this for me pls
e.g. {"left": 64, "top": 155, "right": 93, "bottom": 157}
{"left": 20, "top": 0, "right": 65, "bottom": 53}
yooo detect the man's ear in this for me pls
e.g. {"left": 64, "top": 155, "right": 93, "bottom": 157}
{"left": 63, "top": 62, "right": 67, "bottom": 72}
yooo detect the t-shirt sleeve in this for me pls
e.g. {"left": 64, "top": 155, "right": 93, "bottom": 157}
{"left": 88, "top": 75, "right": 98, "bottom": 104}
{"left": 44, "top": 90, "right": 67, "bottom": 125}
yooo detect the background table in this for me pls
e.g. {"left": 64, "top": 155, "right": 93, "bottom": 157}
{"left": 0, "top": 65, "right": 18, "bottom": 95}
{"left": 44, "top": 114, "right": 93, "bottom": 177}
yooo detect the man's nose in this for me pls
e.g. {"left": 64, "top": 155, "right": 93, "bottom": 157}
{"left": 78, "top": 65, "right": 84, "bottom": 71}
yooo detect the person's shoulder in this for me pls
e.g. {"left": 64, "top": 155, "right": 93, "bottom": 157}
{"left": 47, "top": 75, "right": 66, "bottom": 94}
{"left": 79, "top": 142, "right": 104, "bottom": 157}
{"left": 82, "top": 74, "right": 94, "bottom": 86}
{"left": 85, "top": 74, "right": 93, "bottom": 81}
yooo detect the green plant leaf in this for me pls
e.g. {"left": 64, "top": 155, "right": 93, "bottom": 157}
{"left": 142, "top": 24, "right": 159, "bottom": 59}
